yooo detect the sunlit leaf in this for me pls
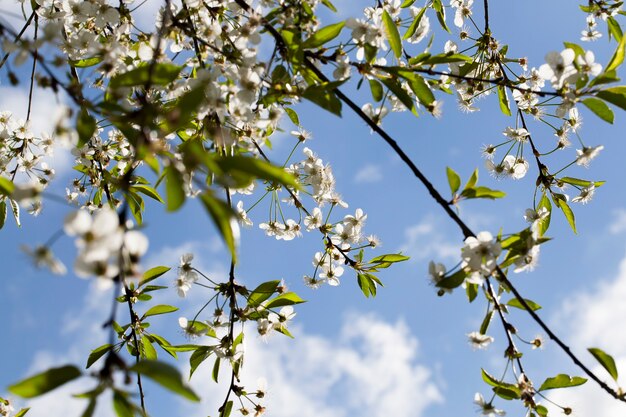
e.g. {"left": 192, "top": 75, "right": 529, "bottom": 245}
{"left": 9, "top": 365, "right": 81, "bottom": 398}
{"left": 130, "top": 360, "right": 200, "bottom": 401}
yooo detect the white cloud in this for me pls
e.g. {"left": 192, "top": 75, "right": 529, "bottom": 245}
{"left": 9, "top": 272, "right": 442, "bottom": 417}
{"left": 184, "top": 313, "right": 443, "bottom": 417}
{"left": 608, "top": 208, "right": 626, "bottom": 234}
{"left": 400, "top": 214, "right": 460, "bottom": 261}
{"left": 354, "top": 164, "right": 383, "bottom": 184}
{"left": 546, "top": 249, "right": 626, "bottom": 415}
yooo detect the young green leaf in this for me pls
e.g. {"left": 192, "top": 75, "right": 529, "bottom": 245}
{"left": 86, "top": 344, "right": 113, "bottom": 369}
{"left": 538, "top": 374, "right": 587, "bottom": 391}
{"left": 199, "top": 192, "right": 239, "bottom": 262}
{"left": 605, "top": 31, "right": 626, "bottom": 73}
{"left": 505, "top": 298, "right": 542, "bottom": 311}
{"left": 130, "top": 360, "right": 201, "bottom": 401}
{"left": 369, "top": 79, "right": 384, "bottom": 102}
{"left": 588, "top": 347, "right": 619, "bottom": 381}
{"left": 446, "top": 167, "right": 461, "bottom": 194}
{"left": 112, "top": 391, "right": 133, "bottom": 417}
{"left": 212, "top": 357, "right": 220, "bottom": 383}
{"left": 497, "top": 85, "right": 512, "bottom": 116}
{"left": 9, "top": 365, "right": 82, "bottom": 398}
{"left": 403, "top": 6, "right": 427, "bottom": 39}
{"left": 302, "top": 84, "right": 342, "bottom": 116}
{"left": 139, "top": 266, "right": 171, "bottom": 287}
{"left": 265, "top": 292, "right": 306, "bottom": 309}
{"left": 109, "top": 63, "right": 182, "bottom": 88}
{"left": 77, "top": 109, "right": 96, "bottom": 148}
{"left": 382, "top": 10, "right": 402, "bottom": 58}
{"left": 0, "top": 177, "right": 15, "bottom": 196}
{"left": 554, "top": 197, "right": 577, "bottom": 234}
{"left": 582, "top": 97, "right": 614, "bottom": 123}
{"left": 165, "top": 166, "right": 186, "bottom": 212}
{"left": 143, "top": 304, "right": 179, "bottom": 318}
{"left": 597, "top": 86, "right": 626, "bottom": 111}
{"left": 189, "top": 346, "right": 214, "bottom": 378}
{"left": 369, "top": 254, "right": 410, "bottom": 263}
{"left": 247, "top": 280, "right": 281, "bottom": 307}
{"left": 302, "top": 22, "right": 345, "bottom": 49}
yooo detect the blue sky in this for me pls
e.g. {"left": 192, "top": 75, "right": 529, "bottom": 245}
{"left": 2, "top": 0, "right": 626, "bottom": 416}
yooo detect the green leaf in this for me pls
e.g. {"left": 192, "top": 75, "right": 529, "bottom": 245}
{"left": 0, "top": 177, "right": 16, "bottom": 196}
{"left": 505, "top": 298, "right": 542, "bottom": 311}
{"left": 143, "top": 304, "right": 179, "bottom": 318}
{"left": 141, "top": 337, "right": 158, "bottom": 360}
{"left": 563, "top": 42, "right": 585, "bottom": 57}
{"left": 112, "top": 391, "right": 133, "bottom": 417}
{"left": 407, "top": 73, "right": 435, "bottom": 107}
{"left": 284, "top": 107, "right": 300, "bottom": 126}
{"left": 479, "top": 310, "right": 494, "bottom": 335}
{"left": 535, "top": 405, "right": 549, "bottom": 417}
{"left": 369, "top": 79, "right": 384, "bottom": 102}
{"left": 436, "top": 269, "right": 466, "bottom": 290}
{"left": 582, "top": 98, "right": 614, "bottom": 123}
{"left": 77, "top": 109, "right": 96, "bottom": 148}
{"left": 588, "top": 347, "right": 619, "bottom": 381}
{"left": 302, "top": 22, "right": 345, "bottom": 49}
{"left": 481, "top": 369, "right": 521, "bottom": 398}
{"left": 608, "top": 16, "right": 623, "bottom": 42}
{"left": 109, "top": 63, "right": 182, "bottom": 88}
{"left": 247, "top": 280, "right": 280, "bottom": 307}
{"left": 212, "top": 357, "right": 220, "bottom": 383}
{"left": 403, "top": 6, "right": 427, "bottom": 40}
{"left": 461, "top": 186, "right": 506, "bottom": 199}
{"left": 302, "top": 84, "right": 342, "bottom": 116}
{"left": 214, "top": 155, "right": 300, "bottom": 189}
{"left": 189, "top": 346, "right": 214, "bottom": 378}
{"left": 86, "top": 344, "right": 113, "bottom": 369}
{"left": 14, "top": 408, "right": 30, "bottom": 417}
{"left": 538, "top": 374, "right": 588, "bottom": 391}
{"left": 497, "top": 85, "right": 512, "bottom": 116}
{"left": 369, "top": 253, "right": 410, "bottom": 263}
{"left": 421, "top": 53, "right": 473, "bottom": 65}
{"left": 432, "top": 0, "right": 449, "bottom": 32}
{"left": 357, "top": 273, "right": 376, "bottom": 298}
{"left": 165, "top": 166, "right": 185, "bottom": 212}
{"left": 265, "top": 292, "right": 306, "bottom": 309}
{"left": 466, "top": 282, "right": 478, "bottom": 302}
{"left": 219, "top": 400, "right": 233, "bottom": 417}
{"left": 379, "top": 76, "right": 417, "bottom": 115}
{"left": 553, "top": 197, "right": 577, "bottom": 234}
{"left": 597, "top": 86, "right": 626, "bottom": 111}
{"left": 69, "top": 56, "right": 102, "bottom": 68}
{"left": 0, "top": 200, "right": 7, "bottom": 230}
{"left": 139, "top": 266, "right": 171, "bottom": 287}
{"left": 199, "top": 192, "right": 238, "bottom": 261}
{"left": 537, "top": 193, "right": 552, "bottom": 236}
{"left": 130, "top": 184, "right": 164, "bottom": 203}
{"left": 130, "top": 360, "right": 200, "bottom": 401}
{"left": 559, "top": 177, "right": 605, "bottom": 188}
{"left": 9, "top": 365, "right": 81, "bottom": 398}
{"left": 382, "top": 10, "right": 402, "bottom": 58}
{"left": 401, "top": 0, "right": 417, "bottom": 7}
{"left": 605, "top": 31, "right": 626, "bottom": 73}
{"left": 446, "top": 167, "right": 461, "bottom": 194}
{"left": 10, "top": 198, "right": 20, "bottom": 227}
{"left": 321, "top": 0, "right": 337, "bottom": 11}
{"left": 464, "top": 169, "right": 478, "bottom": 190}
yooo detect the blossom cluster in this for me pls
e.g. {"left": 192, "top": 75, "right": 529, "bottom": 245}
{"left": 63, "top": 207, "right": 148, "bottom": 284}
